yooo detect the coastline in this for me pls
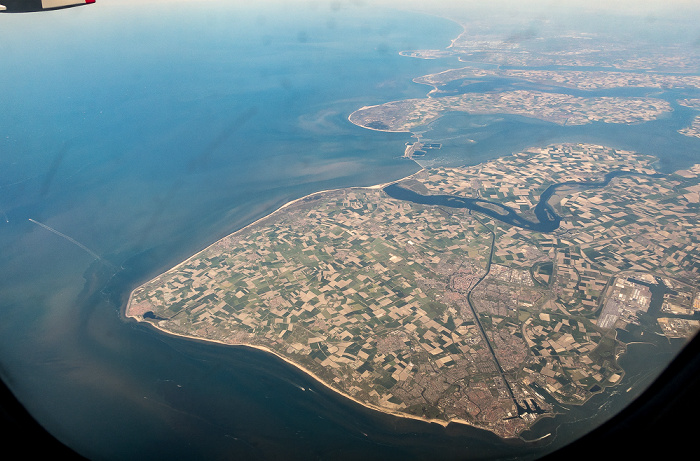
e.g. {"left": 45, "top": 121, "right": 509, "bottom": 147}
{"left": 122, "top": 146, "right": 690, "bottom": 439}
{"left": 120, "top": 170, "right": 423, "bottom": 312}
{"left": 120, "top": 166, "right": 528, "bottom": 437}
{"left": 124, "top": 175, "right": 418, "bottom": 314}
{"left": 346, "top": 110, "right": 410, "bottom": 133}
{"left": 128, "top": 318, "right": 494, "bottom": 435}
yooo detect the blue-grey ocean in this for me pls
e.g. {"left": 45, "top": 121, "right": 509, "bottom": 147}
{"left": 0, "top": 2, "right": 696, "bottom": 459}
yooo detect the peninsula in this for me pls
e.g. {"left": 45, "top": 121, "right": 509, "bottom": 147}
{"left": 126, "top": 143, "right": 699, "bottom": 438}
{"left": 127, "top": 14, "right": 700, "bottom": 439}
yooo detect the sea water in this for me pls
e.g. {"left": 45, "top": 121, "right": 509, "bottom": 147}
{"left": 0, "top": 2, "right": 696, "bottom": 459}
{"left": 0, "top": 2, "right": 531, "bottom": 460}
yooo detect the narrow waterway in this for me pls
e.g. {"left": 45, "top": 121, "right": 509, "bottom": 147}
{"left": 384, "top": 170, "right": 665, "bottom": 233}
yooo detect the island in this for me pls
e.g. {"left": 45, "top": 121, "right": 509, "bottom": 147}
{"left": 414, "top": 67, "right": 700, "bottom": 92}
{"left": 348, "top": 90, "right": 671, "bottom": 132}
{"left": 678, "top": 99, "right": 700, "bottom": 139}
{"left": 126, "top": 143, "right": 699, "bottom": 438}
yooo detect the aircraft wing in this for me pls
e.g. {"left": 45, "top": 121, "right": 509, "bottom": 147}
{"left": 0, "top": 0, "right": 95, "bottom": 12}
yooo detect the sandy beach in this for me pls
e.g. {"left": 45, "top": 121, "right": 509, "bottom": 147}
{"left": 124, "top": 309, "right": 480, "bottom": 433}
{"left": 119, "top": 167, "right": 499, "bottom": 436}
{"left": 123, "top": 168, "right": 423, "bottom": 308}
{"left": 346, "top": 111, "right": 410, "bottom": 133}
